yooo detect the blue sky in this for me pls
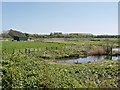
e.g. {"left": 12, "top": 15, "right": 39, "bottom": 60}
{"left": 2, "top": 2, "right": 118, "bottom": 35}
{"left": 0, "top": 2, "right": 2, "bottom": 33}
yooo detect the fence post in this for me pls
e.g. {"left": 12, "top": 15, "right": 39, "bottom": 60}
{"left": 19, "top": 49, "right": 21, "bottom": 53}
{"left": 12, "top": 49, "right": 14, "bottom": 54}
{"left": 34, "top": 48, "right": 35, "bottom": 55}
{"left": 28, "top": 48, "right": 30, "bottom": 54}
{"left": 25, "top": 48, "right": 27, "bottom": 54}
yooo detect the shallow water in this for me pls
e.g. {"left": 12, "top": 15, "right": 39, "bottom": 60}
{"left": 59, "top": 55, "right": 119, "bottom": 63}
{"left": 112, "top": 48, "right": 120, "bottom": 52}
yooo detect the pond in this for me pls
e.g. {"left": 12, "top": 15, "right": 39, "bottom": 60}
{"left": 58, "top": 48, "right": 120, "bottom": 63}
{"left": 58, "top": 55, "right": 119, "bottom": 64}
{"left": 112, "top": 48, "right": 120, "bottom": 52}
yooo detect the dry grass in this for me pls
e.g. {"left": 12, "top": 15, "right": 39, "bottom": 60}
{"left": 89, "top": 46, "right": 105, "bottom": 55}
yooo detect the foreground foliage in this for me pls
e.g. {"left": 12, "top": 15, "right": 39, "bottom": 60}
{"left": 2, "top": 52, "right": 119, "bottom": 89}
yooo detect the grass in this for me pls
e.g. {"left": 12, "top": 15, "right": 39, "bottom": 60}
{"left": 2, "top": 41, "right": 86, "bottom": 59}
{"left": 44, "top": 38, "right": 118, "bottom": 46}
{"left": 2, "top": 41, "right": 71, "bottom": 53}
{"left": 2, "top": 38, "right": 119, "bottom": 88}
{"left": 2, "top": 38, "right": 118, "bottom": 53}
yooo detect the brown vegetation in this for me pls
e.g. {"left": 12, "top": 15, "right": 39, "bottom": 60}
{"left": 89, "top": 47, "right": 106, "bottom": 55}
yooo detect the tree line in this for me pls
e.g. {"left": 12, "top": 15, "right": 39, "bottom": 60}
{"left": 1, "top": 29, "right": 119, "bottom": 38}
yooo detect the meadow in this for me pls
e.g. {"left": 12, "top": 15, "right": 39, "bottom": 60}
{"left": 1, "top": 38, "right": 120, "bottom": 89}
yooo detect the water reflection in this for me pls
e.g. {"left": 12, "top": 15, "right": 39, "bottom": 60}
{"left": 59, "top": 55, "right": 119, "bottom": 63}
{"left": 105, "top": 55, "right": 112, "bottom": 60}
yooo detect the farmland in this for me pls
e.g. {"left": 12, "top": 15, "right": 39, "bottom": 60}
{"left": 1, "top": 38, "right": 120, "bottom": 89}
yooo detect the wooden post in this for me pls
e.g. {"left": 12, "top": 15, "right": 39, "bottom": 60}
{"left": 106, "top": 38, "right": 109, "bottom": 55}
{"left": 28, "top": 49, "right": 30, "bottom": 54}
{"left": 18, "top": 49, "right": 20, "bottom": 54}
{"left": 110, "top": 46, "right": 112, "bottom": 55}
{"left": 25, "top": 48, "right": 27, "bottom": 54}
{"left": 34, "top": 48, "right": 35, "bottom": 55}
{"left": 12, "top": 49, "right": 14, "bottom": 54}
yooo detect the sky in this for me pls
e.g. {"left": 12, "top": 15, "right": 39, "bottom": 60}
{"left": 1, "top": 0, "right": 120, "bottom": 2}
{"left": 2, "top": 2, "right": 118, "bottom": 35}
{"left": 0, "top": 2, "right": 2, "bottom": 33}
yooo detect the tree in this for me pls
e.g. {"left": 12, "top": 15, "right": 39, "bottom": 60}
{"left": 25, "top": 33, "right": 29, "bottom": 37}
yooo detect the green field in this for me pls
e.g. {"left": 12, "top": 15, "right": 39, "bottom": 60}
{"left": 2, "top": 38, "right": 120, "bottom": 89}
{"left": 2, "top": 41, "right": 70, "bottom": 53}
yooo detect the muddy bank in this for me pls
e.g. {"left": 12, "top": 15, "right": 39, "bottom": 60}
{"left": 38, "top": 54, "right": 87, "bottom": 60}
